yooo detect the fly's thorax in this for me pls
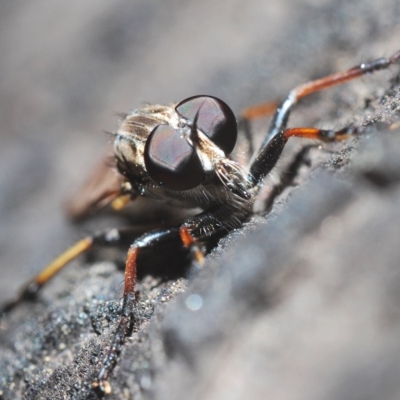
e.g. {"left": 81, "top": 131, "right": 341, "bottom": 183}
{"left": 113, "top": 104, "right": 178, "bottom": 187}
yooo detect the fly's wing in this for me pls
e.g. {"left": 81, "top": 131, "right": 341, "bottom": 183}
{"left": 65, "top": 146, "right": 126, "bottom": 222}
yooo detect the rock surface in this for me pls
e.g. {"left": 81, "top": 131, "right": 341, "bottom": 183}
{"left": 1, "top": 1, "right": 400, "bottom": 399}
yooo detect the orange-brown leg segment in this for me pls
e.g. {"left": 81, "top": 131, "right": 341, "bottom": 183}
{"left": 0, "top": 238, "right": 94, "bottom": 315}
{"left": 180, "top": 226, "right": 205, "bottom": 270}
{"left": 92, "top": 225, "right": 204, "bottom": 394}
{"left": 94, "top": 247, "right": 138, "bottom": 395}
{"left": 283, "top": 126, "right": 352, "bottom": 142}
{"left": 240, "top": 100, "right": 280, "bottom": 120}
{"left": 238, "top": 100, "right": 281, "bottom": 156}
{"left": 293, "top": 52, "right": 400, "bottom": 99}
{"left": 0, "top": 229, "right": 141, "bottom": 316}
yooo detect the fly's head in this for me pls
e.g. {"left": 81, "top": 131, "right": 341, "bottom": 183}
{"left": 114, "top": 95, "right": 252, "bottom": 209}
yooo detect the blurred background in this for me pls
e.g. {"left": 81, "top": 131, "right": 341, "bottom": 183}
{"left": 0, "top": 0, "right": 399, "bottom": 305}
{"left": 1, "top": 1, "right": 400, "bottom": 399}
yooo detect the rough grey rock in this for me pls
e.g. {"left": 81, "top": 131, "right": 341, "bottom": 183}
{"left": 1, "top": 1, "right": 400, "bottom": 399}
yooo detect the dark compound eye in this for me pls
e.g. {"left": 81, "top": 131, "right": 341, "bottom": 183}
{"left": 144, "top": 124, "right": 205, "bottom": 191}
{"left": 175, "top": 95, "right": 237, "bottom": 154}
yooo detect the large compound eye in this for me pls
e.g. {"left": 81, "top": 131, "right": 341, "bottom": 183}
{"left": 175, "top": 95, "right": 237, "bottom": 154}
{"left": 144, "top": 124, "right": 205, "bottom": 191}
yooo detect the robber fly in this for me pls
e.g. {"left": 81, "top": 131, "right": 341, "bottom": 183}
{"left": 1, "top": 50, "right": 400, "bottom": 394}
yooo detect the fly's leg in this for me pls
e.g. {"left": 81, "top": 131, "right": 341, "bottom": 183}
{"left": 0, "top": 228, "right": 140, "bottom": 315}
{"left": 93, "top": 210, "right": 234, "bottom": 394}
{"left": 180, "top": 226, "right": 205, "bottom": 272}
{"left": 237, "top": 100, "right": 280, "bottom": 158}
{"left": 248, "top": 50, "right": 400, "bottom": 187}
{"left": 241, "top": 100, "right": 280, "bottom": 120}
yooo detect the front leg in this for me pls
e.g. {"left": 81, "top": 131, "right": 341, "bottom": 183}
{"left": 248, "top": 50, "right": 400, "bottom": 187}
{"left": 93, "top": 207, "right": 243, "bottom": 394}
